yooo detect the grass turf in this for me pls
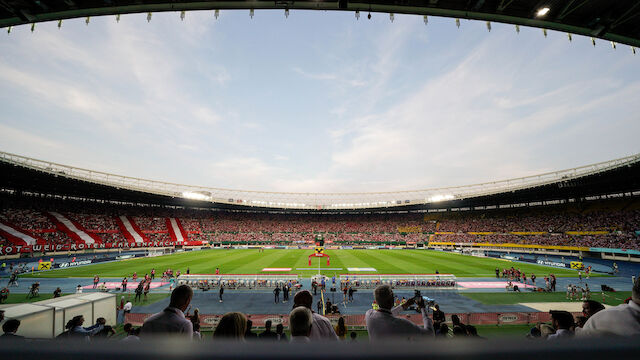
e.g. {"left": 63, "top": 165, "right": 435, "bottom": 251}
{"left": 22, "top": 249, "right": 590, "bottom": 278}
{"left": 463, "top": 291, "right": 632, "bottom": 306}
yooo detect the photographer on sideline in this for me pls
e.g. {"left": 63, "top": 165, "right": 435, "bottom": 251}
{"left": 365, "top": 285, "right": 434, "bottom": 341}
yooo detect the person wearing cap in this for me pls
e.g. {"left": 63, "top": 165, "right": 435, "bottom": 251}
{"left": 292, "top": 290, "right": 338, "bottom": 341}
{"left": 547, "top": 310, "right": 574, "bottom": 340}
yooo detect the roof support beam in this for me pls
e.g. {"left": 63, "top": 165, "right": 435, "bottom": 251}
{"left": 610, "top": 1, "right": 640, "bottom": 29}
{"left": 557, "top": 0, "right": 589, "bottom": 20}
{"left": 497, "top": 0, "right": 515, "bottom": 12}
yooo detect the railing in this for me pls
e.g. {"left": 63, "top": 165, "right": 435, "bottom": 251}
{"left": 2, "top": 150, "right": 639, "bottom": 210}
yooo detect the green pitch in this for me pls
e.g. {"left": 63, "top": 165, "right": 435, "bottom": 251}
{"left": 24, "top": 249, "right": 592, "bottom": 278}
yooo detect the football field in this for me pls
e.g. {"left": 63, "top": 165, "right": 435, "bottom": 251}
{"left": 25, "top": 249, "right": 589, "bottom": 278}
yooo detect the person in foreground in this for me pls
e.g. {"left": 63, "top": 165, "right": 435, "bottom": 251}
{"left": 289, "top": 307, "right": 313, "bottom": 343}
{"left": 141, "top": 285, "right": 193, "bottom": 338}
{"left": 365, "top": 285, "right": 434, "bottom": 341}
{"left": 578, "top": 277, "right": 640, "bottom": 337}
{"left": 1, "top": 319, "right": 24, "bottom": 340}
{"left": 213, "top": 312, "right": 247, "bottom": 340}
{"left": 292, "top": 290, "right": 338, "bottom": 340}
{"left": 547, "top": 311, "right": 574, "bottom": 340}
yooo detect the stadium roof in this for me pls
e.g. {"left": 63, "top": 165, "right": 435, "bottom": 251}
{"left": 1, "top": 1, "right": 639, "bottom": 47}
{"left": 1, "top": 150, "right": 639, "bottom": 210}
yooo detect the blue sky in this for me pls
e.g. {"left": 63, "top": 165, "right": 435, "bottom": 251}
{"left": 0, "top": 10, "right": 639, "bottom": 192}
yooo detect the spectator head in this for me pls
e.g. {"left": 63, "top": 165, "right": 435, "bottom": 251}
{"left": 275, "top": 323, "right": 284, "bottom": 335}
{"left": 96, "top": 317, "right": 106, "bottom": 325}
{"left": 292, "top": 290, "right": 313, "bottom": 310}
{"left": 582, "top": 300, "right": 605, "bottom": 318}
{"left": 66, "top": 315, "right": 84, "bottom": 329}
{"left": 350, "top": 331, "right": 357, "bottom": 341}
{"left": 123, "top": 323, "right": 133, "bottom": 334}
{"left": 265, "top": 320, "right": 272, "bottom": 331}
{"left": 451, "top": 314, "right": 462, "bottom": 327}
{"left": 2, "top": 319, "right": 20, "bottom": 334}
{"left": 465, "top": 324, "right": 478, "bottom": 337}
{"left": 438, "top": 323, "right": 449, "bottom": 337}
{"left": 169, "top": 285, "right": 193, "bottom": 312}
{"left": 246, "top": 319, "right": 253, "bottom": 331}
{"left": 289, "top": 307, "right": 313, "bottom": 337}
{"left": 550, "top": 310, "right": 574, "bottom": 330}
{"left": 434, "top": 304, "right": 440, "bottom": 311}
{"left": 527, "top": 327, "right": 541, "bottom": 338}
{"left": 575, "top": 316, "right": 587, "bottom": 328}
{"left": 213, "top": 312, "right": 247, "bottom": 340}
{"left": 373, "top": 285, "right": 394, "bottom": 310}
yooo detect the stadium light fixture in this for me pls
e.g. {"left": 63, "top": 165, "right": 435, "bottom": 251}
{"left": 536, "top": 7, "right": 550, "bottom": 17}
{"left": 355, "top": 10, "right": 360, "bottom": 20}
{"left": 147, "top": 12, "right": 152, "bottom": 22}
{"left": 390, "top": 13, "right": 394, "bottom": 23}
{"left": 7, "top": 26, "right": 11, "bottom": 34}
{"left": 611, "top": 41, "right": 616, "bottom": 50}
{"left": 182, "top": 192, "right": 211, "bottom": 201}
{"left": 455, "top": 18, "right": 460, "bottom": 28}
{"left": 116, "top": 14, "right": 121, "bottom": 23}
{"left": 180, "top": 11, "right": 186, "bottom": 21}
{"left": 567, "top": 33, "right": 572, "bottom": 42}
{"left": 368, "top": 12, "right": 371, "bottom": 20}
{"left": 428, "top": 194, "right": 454, "bottom": 203}
{"left": 486, "top": 21, "right": 491, "bottom": 32}
{"left": 543, "top": 28, "right": 547, "bottom": 37}
{"left": 591, "top": 37, "right": 596, "bottom": 47}
{"left": 58, "top": 20, "right": 62, "bottom": 29}
{"left": 85, "top": 16, "right": 90, "bottom": 25}
{"left": 633, "top": 47, "right": 637, "bottom": 55}
{"left": 285, "top": 9, "right": 289, "bottom": 18}
{"left": 30, "top": 23, "right": 35, "bottom": 32}
{"left": 515, "top": 24, "right": 519, "bottom": 33}
{"left": 214, "top": 9, "right": 220, "bottom": 19}
{"left": 250, "top": 9, "right": 254, "bottom": 19}
{"left": 423, "top": 15, "right": 428, "bottom": 25}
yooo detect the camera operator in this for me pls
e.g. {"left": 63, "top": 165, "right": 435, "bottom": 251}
{"left": 365, "top": 285, "right": 434, "bottom": 341}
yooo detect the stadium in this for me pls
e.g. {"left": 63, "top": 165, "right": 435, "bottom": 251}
{"left": 1, "top": 0, "right": 640, "bottom": 359}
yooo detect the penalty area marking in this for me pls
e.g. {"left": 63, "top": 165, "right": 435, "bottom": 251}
{"left": 347, "top": 267, "right": 377, "bottom": 272}
{"left": 295, "top": 268, "right": 343, "bottom": 271}
{"left": 261, "top": 268, "right": 292, "bottom": 272}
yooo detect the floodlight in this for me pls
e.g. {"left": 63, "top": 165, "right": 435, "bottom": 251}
{"left": 567, "top": 33, "right": 572, "bottom": 42}
{"left": 355, "top": 10, "right": 360, "bottom": 20}
{"left": 30, "top": 23, "right": 35, "bottom": 32}
{"left": 515, "top": 24, "right": 519, "bottom": 33}
{"left": 85, "top": 16, "right": 90, "bottom": 25}
{"left": 591, "top": 37, "right": 596, "bottom": 46}
{"left": 368, "top": 12, "right": 371, "bottom": 20}
{"left": 182, "top": 192, "right": 211, "bottom": 201}
{"left": 250, "top": 9, "right": 254, "bottom": 19}
{"left": 536, "top": 7, "right": 550, "bottom": 17}
{"left": 7, "top": 26, "right": 11, "bottom": 34}
{"left": 285, "top": 9, "right": 289, "bottom": 18}
{"left": 390, "top": 13, "right": 394, "bottom": 23}
{"left": 543, "top": 28, "right": 547, "bottom": 37}
{"left": 633, "top": 47, "right": 637, "bottom": 55}
{"left": 180, "top": 10, "right": 186, "bottom": 21}
{"left": 486, "top": 21, "right": 491, "bottom": 32}
{"left": 147, "top": 12, "right": 152, "bottom": 22}
{"left": 58, "top": 20, "right": 62, "bottom": 29}
{"left": 455, "top": 18, "right": 460, "bottom": 28}
{"left": 611, "top": 41, "right": 616, "bottom": 50}
{"left": 214, "top": 9, "right": 219, "bottom": 19}
{"left": 428, "top": 194, "right": 454, "bottom": 203}
{"left": 116, "top": 14, "right": 120, "bottom": 22}
{"left": 423, "top": 15, "right": 428, "bottom": 25}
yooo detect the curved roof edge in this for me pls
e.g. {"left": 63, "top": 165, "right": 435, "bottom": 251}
{"left": 1, "top": 1, "right": 639, "bottom": 48}
{"left": 1, "top": 150, "right": 639, "bottom": 210}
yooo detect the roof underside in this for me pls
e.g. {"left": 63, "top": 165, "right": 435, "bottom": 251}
{"left": 1, "top": 1, "right": 639, "bottom": 47}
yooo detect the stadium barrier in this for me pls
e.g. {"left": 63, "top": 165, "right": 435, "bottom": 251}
{"left": 177, "top": 274, "right": 301, "bottom": 290}
{"left": 125, "top": 311, "right": 556, "bottom": 330}
{"left": 339, "top": 274, "right": 457, "bottom": 290}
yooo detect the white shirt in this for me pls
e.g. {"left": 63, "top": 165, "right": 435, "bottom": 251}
{"left": 140, "top": 306, "right": 193, "bottom": 338}
{"left": 365, "top": 305, "right": 434, "bottom": 341}
{"left": 123, "top": 302, "right": 132, "bottom": 311}
{"left": 547, "top": 328, "right": 573, "bottom": 340}
{"left": 309, "top": 312, "right": 339, "bottom": 341}
{"left": 578, "top": 301, "right": 640, "bottom": 337}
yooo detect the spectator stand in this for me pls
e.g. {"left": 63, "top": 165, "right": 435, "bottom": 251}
{"left": 339, "top": 274, "right": 457, "bottom": 290}
{"left": 177, "top": 274, "right": 301, "bottom": 291}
